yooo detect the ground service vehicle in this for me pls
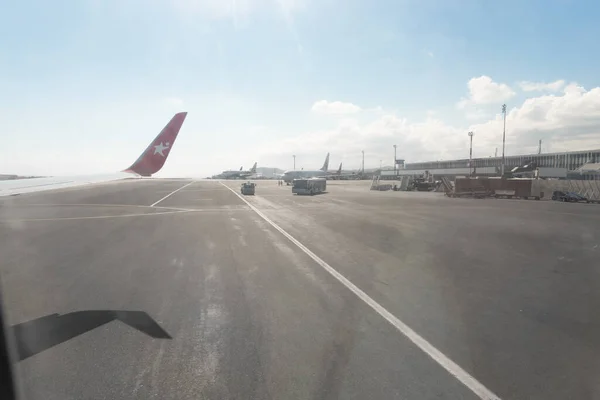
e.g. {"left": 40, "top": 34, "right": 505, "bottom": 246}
{"left": 292, "top": 178, "right": 326, "bottom": 195}
{"left": 552, "top": 190, "right": 589, "bottom": 202}
{"left": 241, "top": 182, "right": 256, "bottom": 195}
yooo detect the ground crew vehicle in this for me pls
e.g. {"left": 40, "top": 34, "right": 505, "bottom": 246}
{"left": 292, "top": 178, "right": 326, "bottom": 195}
{"left": 551, "top": 190, "right": 589, "bottom": 202}
{"left": 241, "top": 182, "right": 256, "bottom": 195}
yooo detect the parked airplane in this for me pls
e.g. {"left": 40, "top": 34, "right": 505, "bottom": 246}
{"left": 216, "top": 166, "right": 244, "bottom": 179}
{"left": 320, "top": 162, "right": 360, "bottom": 180}
{"left": 0, "top": 112, "right": 188, "bottom": 197}
{"left": 326, "top": 162, "right": 344, "bottom": 180}
{"left": 215, "top": 162, "right": 258, "bottom": 179}
{"left": 282, "top": 153, "right": 332, "bottom": 185}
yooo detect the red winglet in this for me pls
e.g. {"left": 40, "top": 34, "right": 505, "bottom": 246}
{"left": 124, "top": 112, "right": 187, "bottom": 177}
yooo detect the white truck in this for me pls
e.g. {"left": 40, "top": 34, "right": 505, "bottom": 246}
{"left": 292, "top": 178, "right": 326, "bottom": 195}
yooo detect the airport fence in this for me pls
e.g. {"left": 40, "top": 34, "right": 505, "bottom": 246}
{"left": 568, "top": 180, "right": 600, "bottom": 201}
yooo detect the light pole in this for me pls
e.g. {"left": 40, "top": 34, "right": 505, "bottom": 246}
{"left": 468, "top": 131, "right": 474, "bottom": 176}
{"left": 293, "top": 155, "right": 296, "bottom": 170}
{"left": 361, "top": 150, "right": 365, "bottom": 175}
{"left": 501, "top": 104, "right": 507, "bottom": 176}
{"left": 393, "top": 144, "right": 397, "bottom": 176}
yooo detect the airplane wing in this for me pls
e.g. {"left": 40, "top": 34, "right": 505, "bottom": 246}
{"left": 0, "top": 112, "right": 188, "bottom": 197}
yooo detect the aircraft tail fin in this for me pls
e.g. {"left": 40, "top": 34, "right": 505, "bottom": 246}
{"left": 124, "top": 112, "right": 187, "bottom": 177}
{"left": 337, "top": 162, "right": 342, "bottom": 174}
{"left": 320, "top": 153, "right": 330, "bottom": 172}
{"left": 251, "top": 162, "right": 257, "bottom": 173}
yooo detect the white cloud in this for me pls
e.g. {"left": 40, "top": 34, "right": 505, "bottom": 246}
{"left": 457, "top": 75, "right": 515, "bottom": 109}
{"left": 518, "top": 80, "right": 566, "bottom": 92}
{"left": 311, "top": 100, "right": 361, "bottom": 115}
{"left": 463, "top": 83, "right": 600, "bottom": 154}
{"left": 254, "top": 82, "right": 600, "bottom": 169}
{"left": 251, "top": 113, "right": 465, "bottom": 169}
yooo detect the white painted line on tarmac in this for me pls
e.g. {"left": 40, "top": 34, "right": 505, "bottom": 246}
{"left": 150, "top": 181, "right": 196, "bottom": 207}
{"left": 0, "top": 210, "right": 190, "bottom": 222}
{"left": 19, "top": 203, "right": 194, "bottom": 212}
{"left": 220, "top": 181, "right": 501, "bottom": 400}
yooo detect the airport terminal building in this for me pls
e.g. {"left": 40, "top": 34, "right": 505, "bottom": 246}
{"left": 386, "top": 148, "right": 600, "bottom": 179}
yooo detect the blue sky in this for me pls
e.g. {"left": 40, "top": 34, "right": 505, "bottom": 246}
{"left": 2, "top": 0, "right": 600, "bottom": 176}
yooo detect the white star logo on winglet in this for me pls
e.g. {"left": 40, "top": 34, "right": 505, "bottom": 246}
{"left": 153, "top": 142, "right": 169, "bottom": 156}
